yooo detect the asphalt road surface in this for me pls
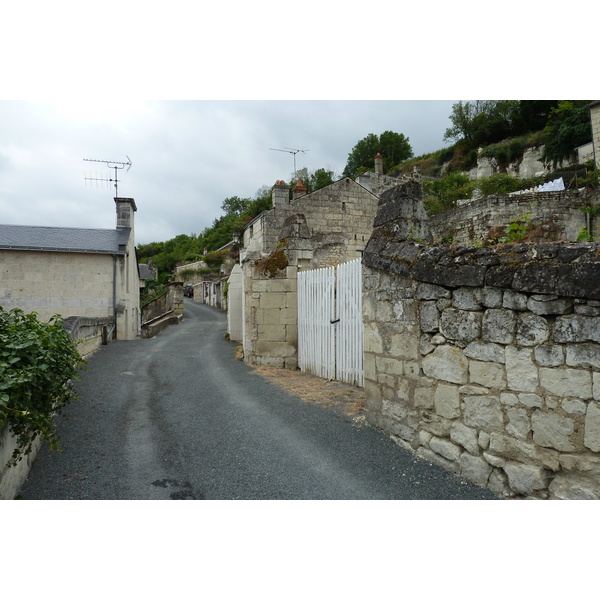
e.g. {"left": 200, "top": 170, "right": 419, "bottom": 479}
{"left": 19, "top": 299, "right": 497, "bottom": 500}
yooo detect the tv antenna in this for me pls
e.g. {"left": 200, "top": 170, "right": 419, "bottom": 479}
{"left": 269, "top": 147, "right": 310, "bottom": 179}
{"left": 84, "top": 155, "right": 132, "bottom": 197}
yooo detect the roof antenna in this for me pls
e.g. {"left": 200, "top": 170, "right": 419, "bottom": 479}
{"left": 269, "top": 147, "right": 310, "bottom": 180}
{"left": 84, "top": 156, "right": 132, "bottom": 198}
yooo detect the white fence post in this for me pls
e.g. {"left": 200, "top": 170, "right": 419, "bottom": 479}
{"left": 336, "top": 258, "right": 363, "bottom": 386}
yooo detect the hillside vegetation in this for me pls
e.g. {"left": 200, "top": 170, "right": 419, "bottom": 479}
{"left": 138, "top": 100, "right": 597, "bottom": 280}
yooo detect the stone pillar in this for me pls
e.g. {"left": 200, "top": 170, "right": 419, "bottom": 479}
{"left": 374, "top": 152, "right": 384, "bottom": 175}
{"left": 590, "top": 102, "right": 600, "bottom": 169}
{"left": 170, "top": 282, "right": 184, "bottom": 315}
{"left": 271, "top": 180, "right": 289, "bottom": 210}
{"left": 227, "top": 264, "right": 243, "bottom": 341}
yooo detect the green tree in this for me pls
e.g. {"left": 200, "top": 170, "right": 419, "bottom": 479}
{"left": 343, "top": 133, "right": 379, "bottom": 178}
{"left": 542, "top": 101, "right": 592, "bottom": 168}
{"left": 444, "top": 101, "right": 515, "bottom": 147}
{"left": 444, "top": 100, "right": 560, "bottom": 151}
{"left": 343, "top": 132, "right": 412, "bottom": 178}
{"left": 310, "top": 167, "right": 335, "bottom": 191}
{"left": 136, "top": 187, "right": 274, "bottom": 280}
{"left": 444, "top": 100, "right": 487, "bottom": 145}
{"left": 379, "top": 130, "right": 413, "bottom": 172}
{"left": 510, "top": 100, "right": 558, "bottom": 136}
{"left": 292, "top": 167, "right": 336, "bottom": 193}
{"left": 221, "top": 196, "right": 251, "bottom": 217}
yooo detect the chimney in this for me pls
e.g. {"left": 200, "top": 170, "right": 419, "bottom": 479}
{"left": 374, "top": 153, "right": 384, "bottom": 175}
{"left": 115, "top": 197, "right": 137, "bottom": 229}
{"left": 271, "top": 180, "right": 290, "bottom": 209}
{"left": 292, "top": 179, "right": 308, "bottom": 201}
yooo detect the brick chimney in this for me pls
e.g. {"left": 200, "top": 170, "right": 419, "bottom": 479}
{"left": 271, "top": 180, "right": 289, "bottom": 209}
{"left": 374, "top": 153, "right": 384, "bottom": 175}
{"left": 115, "top": 197, "right": 137, "bottom": 229}
{"left": 292, "top": 179, "right": 308, "bottom": 201}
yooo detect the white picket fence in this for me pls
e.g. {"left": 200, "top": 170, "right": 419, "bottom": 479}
{"left": 298, "top": 258, "right": 363, "bottom": 386}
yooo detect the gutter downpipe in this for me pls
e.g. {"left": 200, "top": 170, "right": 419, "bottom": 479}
{"left": 104, "top": 254, "right": 117, "bottom": 343}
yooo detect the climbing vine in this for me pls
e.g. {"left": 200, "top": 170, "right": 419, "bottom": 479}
{"left": 0, "top": 307, "right": 86, "bottom": 465}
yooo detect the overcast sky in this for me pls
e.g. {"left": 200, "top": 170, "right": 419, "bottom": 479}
{"left": 2, "top": 4, "right": 591, "bottom": 248}
{"left": 0, "top": 100, "right": 457, "bottom": 245}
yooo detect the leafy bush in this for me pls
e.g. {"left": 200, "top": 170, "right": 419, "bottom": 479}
{"left": 481, "top": 137, "right": 527, "bottom": 168}
{"left": 542, "top": 101, "right": 592, "bottom": 168}
{"left": 0, "top": 308, "right": 86, "bottom": 465}
{"left": 202, "top": 250, "right": 228, "bottom": 270}
{"left": 423, "top": 172, "right": 474, "bottom": 214}
{"left": 475, "top": 173, "right": 532, "bottom": 197}
{"left": 577, "top": 227, "right": 594, "bottom": 242}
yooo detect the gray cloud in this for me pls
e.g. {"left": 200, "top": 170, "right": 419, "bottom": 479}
{"left": 0, "top": 100, "right": 455, "bottom": 244}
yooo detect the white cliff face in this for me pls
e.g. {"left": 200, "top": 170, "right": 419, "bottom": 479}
{"left": 509, "top": 146, "right": 549, "bottom": 178}
{"left": 467, "top": 145, "right": 575, "bottom": 181}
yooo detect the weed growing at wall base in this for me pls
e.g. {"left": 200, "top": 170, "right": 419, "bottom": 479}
{"left": 0, "top": 307, "right": 86, "bottom": 466}
{"left": 499, "top": 214, "right": 532, "bottom": 243}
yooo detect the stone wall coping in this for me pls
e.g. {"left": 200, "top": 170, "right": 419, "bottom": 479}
{"left": 364, "top": 238, "right": 600, "bottom": 300}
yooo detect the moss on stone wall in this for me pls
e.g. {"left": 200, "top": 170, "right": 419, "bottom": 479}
{"left": 256, "top": 239, "right": 289, "bottom": 278}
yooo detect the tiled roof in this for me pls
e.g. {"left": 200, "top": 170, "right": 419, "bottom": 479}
{"left": 0, "top": 224, "right": 131, "bottom": 254}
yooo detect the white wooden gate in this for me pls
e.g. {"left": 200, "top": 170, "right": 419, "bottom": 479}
{"left": 298, "top": 258, "right": 363, "bottom": 386}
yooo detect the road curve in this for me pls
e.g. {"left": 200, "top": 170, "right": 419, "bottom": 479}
{"left": 19, "top": 299, "right": 497, "bottom": 500}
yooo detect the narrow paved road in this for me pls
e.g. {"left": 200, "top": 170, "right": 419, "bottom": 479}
{"left": 19, "top": 300, "right": 496, "bottom": 500}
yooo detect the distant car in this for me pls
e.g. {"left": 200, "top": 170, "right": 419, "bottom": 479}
{"left": 183, "top": 284, "right": 194, "bottom": 298}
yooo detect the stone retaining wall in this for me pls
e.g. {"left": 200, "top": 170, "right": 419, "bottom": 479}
{"left": 0, "top": 423, "right": 42, "bottom": 499}
{"left": 141, "top": 282, "right": 183, "bottom": 338}
{"left": 362, "top": 180, "right": 600, "bottom": 499}
{"left": 429, "top": 189, "right": 600, "bottom": 246}
{"left": 63, "top": 315, "right": 114, "bottom": 358}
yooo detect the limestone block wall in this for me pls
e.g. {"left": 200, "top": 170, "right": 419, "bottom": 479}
{"left": 429, "top": 189, "right": 600, "bottom": 246}
{"left": 0, "top": 250, "right": 114, "bottom": 320}
{"left": 591, "top": 102, "right": 600, "bottom": 169}
{"left": 227, "top": 264, "right": 243, "bottom": 341}
{"left": 363, "top": 180, "right": 600, "bottom": 499}
{"left": 0, "top": 423, "right": 42, "bottom": 499}
{"left": 63, "top": 315, "right": 114, "bottom": 358}
{"left": 242, "top": 265, "right": 298, "bottom": 369}
{"left": 141, "top": 283, "right": 183, "bottom": 324}
{"left": 363, "top": 181, "right": 600, "bottom": 499}
{"left": 238, "top": 178, "right": 381, "bottom": 368}
{"left": 251, "top": 178, "right": 379, "bottom": 263}
{"left": 0, "top": 249, "right": 139, "bottom": 340}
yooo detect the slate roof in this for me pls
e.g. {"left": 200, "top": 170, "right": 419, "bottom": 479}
{"left": 0, "top": 224, "right": 131, "bottom": 255}
{"left": 138, "top": 263, "right": 153, "bottom": 279}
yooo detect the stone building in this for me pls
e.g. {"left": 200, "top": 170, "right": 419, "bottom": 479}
{"left": 231, "top": 176, "right": 381, "bottom": 369}
{"left": 0, "top": 197, "right": 140, "bottom": 341}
